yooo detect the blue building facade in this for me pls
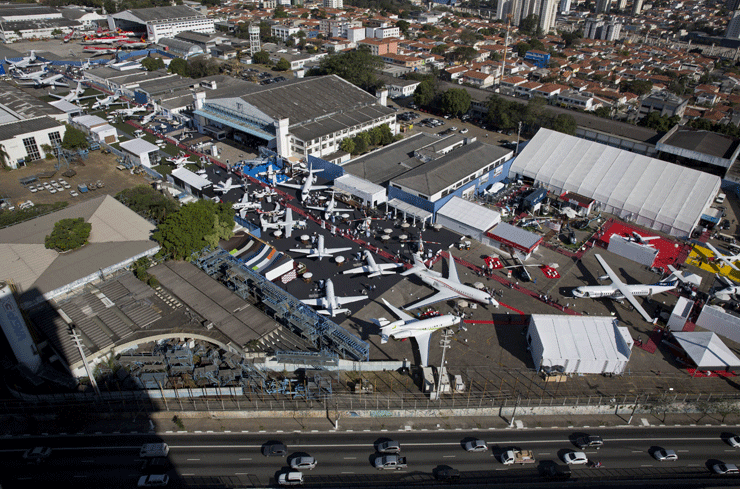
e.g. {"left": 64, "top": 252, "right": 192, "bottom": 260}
{"left": 524, "top": 50, "right": 551, "bottom": 68}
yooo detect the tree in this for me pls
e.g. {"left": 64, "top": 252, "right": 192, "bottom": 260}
{"left": 431, "top": 44, "right": 447, "bottom": 55}
{"left": 62, "top": 125, "right": 88, "bottom": 150}
{"left": 459, "top": 28, "right": 477, "bottom": 45}
{"left": 378, "top": 124, "right": 394, "bottom": 145}
{"left": 141, "top": 57, "right": 165, "bottom": 71}
{"left": 550, "top": 113, "right": 577, "bottom": 135}
{"left": 275, "top": 57, "right": 291, "bottom": 71}
{"left": 519, "top": 14, "right": 540, "bottom": 36}
{"left": 188, "top": 57, "right": 219, "bottom": 78}
{"left": 440, "top": 88, "right": 471, "bottom": 116}
{"left": 116, "top": 185, "right": 180, "bottom": 224}
{"left": 153, "top": 199, "right": 234, "bottom": 260}
{"left": 368, "top": 126, "right": 383, "bottom": 146}
{"left": 641, "top": 111, "right": 680, "bottom": 132}
{"left": 340, "top": 138, "right": 355, "bottom": 154}
{"left": 516, "top": 42, "right": 532, "bottom": 57}
{"left": 45, "top": 217, "right": 91, "bottom": 252}
{"left": 352, "top": 134, "right": 368, "bottom": 154}
{"left": 620, "top": 79, "right": 652, "bottom": 96}
{"left": 452, "top": 46, "right": 478, "bottom": 63}
{"left": 274, "top": 5, "right": 288, "bottom": 18}
{"left": 252, "top": 50, "right": 270, "bottom": 65}
{"left": 413, "top": 79, "right": 436, "bottom": 107}
{"left": 168, "top": 57, "right": 189, "bottom": 77}
{"left": 307, "top": 48, "right": 384, "bottom": 92}
{"left": 396, "top": 19, "right": 410, "bottom": 36}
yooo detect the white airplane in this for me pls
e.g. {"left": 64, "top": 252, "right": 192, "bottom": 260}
{"left": 233, "top": 191, "right": 262, "bottom": 213}
{"left": 278, "top": 164, "right": 329, "bottom": 202}
{"left": 5, "top": 51, "right": 47, "bottom": 70}
{"left": 306, "top": 191, "right": 353, "bottom": 220}
{"left": 621, "top": 231, "right": 660, "bottom": 246}
{"left": 166, "top": 153, "right": 190, "bottom": 167}
{"left": 113, "top": 103, "right": 147, "bottom": 118}
{"left": 713, "top": 275, "right": 740, "bottom": 302}
{"left": 48, "top": 81, "right": 95, "bottom": 103}
{"left": 573, "top": 253, "right": 687, "bottom": 323}
{"left": 260, "top": 207, "right": 305, "bottom": 238}
{"left": 373, "top": 298, "right": 461, "bottom": 367}
{"left": 343, "top": 250, "right": 404, "bottom": 278}
{"left": 401, "top": 252, "right": 499, "bottom": 310}
{"left": 213, "top": 177, "right": 241, "bottom": 194}
{"left": 704, "top": 242, "right": 740, "bottom": 271}
{"left": 300, "top": 278, "right": 368, "bottom": 317}
{"left": 289, "top": 234, "right": 352, "bottom": 261}
{"left": 253, "top": 186, "right": 278, "bottom": 202}
{"left": 17, "top": 73, "right": 68, "bottom": 88}
{"left": 14, "top": 68, "right": 48, "bottom": 80}
{"left": 257, "top": 164, "right": 280, "bottom": 185}
{"left": 91, "top": 91, "right": 121, "bottom": 110}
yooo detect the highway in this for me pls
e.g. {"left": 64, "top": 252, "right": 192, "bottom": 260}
{"left": 4, "top": 426, "right": 740, "bottom": 488}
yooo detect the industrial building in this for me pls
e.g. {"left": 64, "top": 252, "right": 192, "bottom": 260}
{"left": 510, "top": 128, "right": 721, "bottom": 237}
{"left": 0, "top": 3, "right": 78, "bottom": 43}
{"left": 108, "top": 5, "right": 215, "bottom": 43}
{"left": 656, "top": 125, "right": 740, "bottom": 178}
{"left": 0, "top": 117, "right": 66, "bottom": 170}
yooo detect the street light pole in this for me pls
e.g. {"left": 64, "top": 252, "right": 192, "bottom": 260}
{"left": 436, "top": 328, "right": 454, "bottom": 401}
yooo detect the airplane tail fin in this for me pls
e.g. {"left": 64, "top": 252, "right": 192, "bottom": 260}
{"left": 400, "top": 253, "right": 428, "bottom": 276}
{"left": 372, "top": 317, "right": 391, "bottom": 328}
{"left": 380, "top": 333, "right": 389, "bottom": 344}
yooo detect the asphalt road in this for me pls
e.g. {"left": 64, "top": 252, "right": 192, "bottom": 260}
{"left": 4, "top": 427, "right": 740, "bottom": 488}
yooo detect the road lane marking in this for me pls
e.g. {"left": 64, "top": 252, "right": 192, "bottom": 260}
{"left": 239, "top": 458, "right": 252, "bottom": 461}
{"left": 187, "top": 458, "right": 200, "bottom": 461}
{"left": 443, "top": 455, "right": 456, "bottom": 458}
{"left": 344, "top": 457, "right": 356, "bottom": 460}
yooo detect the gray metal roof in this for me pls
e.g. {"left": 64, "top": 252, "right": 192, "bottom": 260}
{"left": 488, "top": 221, "right": 542, "bottom": 250}
{"left": 1, "top": 18, "right": 78, "bottom": 31}
{"left": 123, "top": 5, "right": 204, "bottom": 22}
{"left": 392, "top": 140, "right": 512, "bottom": 196}
{"left": 660, "top": 126, "right": 740, "bottom": 160}
{"left": 0, "top": 5, "right": 60, "bottom": 18}
{"left": 341, "top": 132, "right": 435, "bottom": 185}
{"left": 291, "top": 104, "right": 392, "bottom": 141}
{"left": 158, "top": 37, "right": 202, "bottom": 52}
{"left": 0, "top": 81, "right": 65, "bottom": 121}
{"left": 0, "top": 116, "right": 62, "bottom": 142}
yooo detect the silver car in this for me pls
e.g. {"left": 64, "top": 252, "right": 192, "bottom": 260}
{"left": 653, "top": 449, "right": 678, "bottom": 461}
{"left": 290, "top": 456, "right": 317, "bottom": 470}
{"left": 377, "top": 440, "right": 401, "bottom": 453}
{"left": 463, "top": 439, "right": 488, "bottom": 452}
{"left": 563, "top": 451, "right": 588, "bottom": 465}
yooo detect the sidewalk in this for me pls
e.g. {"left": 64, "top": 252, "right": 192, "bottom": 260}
{"left": 3, "top": 411, "right": 740, "bottom": 437}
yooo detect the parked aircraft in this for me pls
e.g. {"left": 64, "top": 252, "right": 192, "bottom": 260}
{"left": 113, "top": 103, "right": 148, "bottom": 118}
{"left": 401, "top": 252, "right": 499, "bottom": 310}
{"left": 17, "top": 73, "right": 68, "bottom": 88}
{"left": 5, "top": 51, "right": 46, "bottom": 70}
{"left": 343, "top": 250, "right": 404, "bottom": 278}
{"left": 289, "top": 234, "right": 351, "bottom": 261}
{"left": 704, "top": 242, "right": 740, "bottom": 271}
{"left": 116, "top": 37, "right": 148, "bottom": 49}
{"left": 624, "top": 231, "right": 660, "bottom": 245}
{"left": 260, "top": 207, "right": 305, "bottom": 238}
{"left": 300, "top": 278, "right": 368, "bottom": 317}
{"left": 278, "top": 164, "right": 329, "bottom": 202}
{"left": 257, "top": 164, "right": 280, "bottom": 186}
{"left": 373, "top": 298, "right": 461, "bottom": 367}
{"left": 91, "top": 91, "right": 121, "bottom": 110}
{"left": 713, "top": 275, "right": 740, "bottom": 302}
{"left": 14, "top": 68, "right": 48, "bottom": 80}
{"left": 572, "top": 253, "right": 690, "bottom": 322}
{"left": 48, "top": 81, "right": 96, "bottom": 103}
{"left": 213, "top": 177, "right": 241, "bottom": 194}
{"left": 233, "top": 191, "right": 261, "bottom": 213}
{"left": 82, "top": 45, "right": 120, "bottom": 56}
{"left": 306, "top": 191, "right": 353, "bottom": 220}
{"left": 166, "top": 153, "right": 190, "bottom": 167}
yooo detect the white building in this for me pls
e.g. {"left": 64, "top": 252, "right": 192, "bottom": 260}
{"left": 119, "top": 138, "right": 160, "bottom": 168}
{"left": 0, "top": 117, "right": 65, "bottom": 169}
{"left": 324, "top": 0, "right": 344, "bottom": 8}
{"left": 109, "top": 5, "right": 215, "bottom": 43}
{"left": 70, "top": 115, "right": 118, "bottom": 145}
{"left": 728, "top": 10, "right": 740, "bottom": 39}
{"left": 436, "top": 197, "right": 501, "bottom": 242}
{"left": 527, "top": 315, "right": 633, "bottom": 375}
{"left": 366, "top": 26, "right": 400, "bottom": 39}
{"left": 271, "top": 24, "right": 301, "bottom": 41}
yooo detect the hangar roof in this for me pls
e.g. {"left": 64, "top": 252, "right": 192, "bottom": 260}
{"left": 121, "top": 5, "right": 204, "bottom": 22}
{"left": 437, "top": 196, "right": 500, "bottom": 232}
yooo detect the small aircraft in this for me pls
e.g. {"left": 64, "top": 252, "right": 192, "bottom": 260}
{"left": 713, "top": 275, "right": 740, "bottom": 302}
{"left": 572, "top": 253, "right": 692, "bottom": 323}
{"left": 113, "top": 102, "right": 148, "bottom": 118}
{"left": 401, "top": 252, "right": 499, "bottom": 310}
{"left": 4, "top": 51, "right": 47, "bottom": 70}
{"left": 166, "top": 153, "right": 190, "bottom": 167}
{"left": 704, "top": 242, "right": 740, "bottom": 271}
{"left": 372, "top": 298, "right": 461, "bottom": 367}
{"left": 14, "top": 67, "right": 48, "bottom": 80}
{"left": 260, "top": 207, "right": 305, "bottom": 238}
{"left": 278, "top": 164, "right": 329, "bottom": 202}
{"left": 343, "top": 250, "right": 404, "bottom": 278}
{"left": 82, "top": 34, "right": 128, "bottom": 45}
{"left": 91, "top": 91, "right": 122, "bottom": 110}
{"left": 300, "top": 278, "right": 368, "bottom": 317}
{"left": 622, "top": 231, "right": 660, "bottom": 246}
{"left": 213, "top": 177, "right": 242, "bottom": 194}
{"left": 17, "top": 73, "right": 68, "bottom": 88}
{"left": 256, "top": 164, "right": 280, "bottom": 186}
{"left": 289, "top": 234, "right": 351, "bottom": 261}
{"left": 306, "top": 191, "right": 353, "bottom": 220}
{"left": 400, "top": 232, "right": 441, "bottom": 254}
{"left": 116, "top": 37, "right": 148, "bottom": 49}
{"left": 233, "top": 191, "right": 262, "bottom": 213}
{"left": 48, "top": 81, "right": 95, "bottom": 103}
{"left": 82, "top": 45, "right": 120, "bottom": 56}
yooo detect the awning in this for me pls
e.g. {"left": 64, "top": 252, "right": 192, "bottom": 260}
{"left": 673, "top": 332, "right": 740, "bottom": 369}
{"left": 387, "top": 198, "right": 432, "bottom": 227}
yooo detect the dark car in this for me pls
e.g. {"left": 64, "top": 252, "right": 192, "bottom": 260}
{"left": 435, "top": 466, "right": 461, "bottom": 482}
{"left": 576, "top": 435, "right": 604, "bottom": 450}
{"left": 262, "top": 441, "right": 287, "bottom": 457}
{"left": 141, "top": 457, "right": 169, "bottom": 474}
{"left": 542, "top": 463, "right": 571, "bottom": 480}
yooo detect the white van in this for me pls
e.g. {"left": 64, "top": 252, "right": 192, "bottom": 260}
{"left": 716, "top": 192, "right": 726, "bottom": 204}
{"left": 140, "top": 443, "right": 169, "bottom": 458}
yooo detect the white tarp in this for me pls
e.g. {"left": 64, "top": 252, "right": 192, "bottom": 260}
{"left": 510, "top": 128, "right": 721, "bottom": 237}
{"left": 673, "top": 332, "right": 740, "bottom": 369}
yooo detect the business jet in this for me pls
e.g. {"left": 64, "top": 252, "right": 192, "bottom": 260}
{"left": 624, "top": 231, "right": 660, "bottom": 245}
{"left": 260, "top": 208, "right": 306, "bottom": 238}
{"left": 48, "top": 81, "right": 95, "bottom": 103}
{"left": 113, "top": 103, "right": 148, "bottom": 118}
{"left": 5, "top": 51, "right": 47, "bottom": 70}
{"left": 289, "top": 234, "right": 351, "bottom": 261}
{"left": 300, "top": 278, "right": 368, "bottom": 317}
{"left": 373, "top": 298, "right": 461, "bottom": 367}
{"left": 17, "top": 73, "right": 68, "bottom": 88}
{"left": 14, "top": 68, "right": 48, "bottom": 80}
{"left": 232, "top": 191, "right": 261, "bottom": 213}
{"left": 306, "top": 191, "right": 353, "bottom": 220}
{"left": 713, "top": 275, "right": 740, "bottom": 302}
{"left": 401, "top": 252, "right": 499, "bottom": 310}
{"left": 252, "top": 186, "right": 278, "bottom": 202}
{"left": 704, "top": 242, "right": 740, "bottom": 271}
{"left": 572, "top": 253, "right": 688, "bottom": 323}
{"left": 91, "top": 91, "right": 121, "bottom": 110}
{"left": 256, "top": 164, "right": 280, "bottom": 186}
{"left": 343, "top": 250, "right": 404, "bottom": 278}
{"left": 166, "top": 153, "right": 190, "bottom": 167}
{"left": 213, "top": 177, "right": 242, "bottom": 194}
{"left": 278, "top": 164, "right": 329, "bottom": 202}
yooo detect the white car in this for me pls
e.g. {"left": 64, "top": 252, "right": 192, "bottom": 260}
{"left": 29, "top": 186, "right": 37, "bottom": 193}
{"left": 728, "top": 436, "right": 740, "bottom": 448}
{"left": 70, "top": 191, "right": 79, "bottom": 197}
{"left": 49, "top": 188, "right": 56, "bottom": 194}
{"left": 463, "top": 439, "right": 488, "bottom": 452}
{"left": 653, "top": 449, "right": 677, "bottom": 461}
{"left": 290, "top": 456, "right": 317, "bottom": 470}
{"left": 278, "top": 471, "right": 303, "bottom": 486}
{"left": 460, "top": 128, "right": 468, "bottom": 134}
{"left": 563, "top": 451, "right": 588, "bottom": 465}
{"left": 713, "top": 463, "right": 739, "bottom": 474}
{"left": 138, "top": 474, "right": 169, "bottom": 487}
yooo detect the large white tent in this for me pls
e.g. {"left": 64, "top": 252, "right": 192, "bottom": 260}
{"left": 510, "top": 129, "right": 721, "bottom": 237}
{"left": 673, "top": 332, "right": 740, "bottom": 370}
{"left": 436, "top": 196, "right": 500, "bottom": 241}
{"left": 526, "top": 315, "right": 633, "bottom": 375}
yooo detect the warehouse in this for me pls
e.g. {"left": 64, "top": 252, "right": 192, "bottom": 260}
{"left": 435, "top": 196, "right": 500, "bottom": 241}
{"left": 108, "top": 5, "right": 215, "bottom": 43}
{"left": 510, "top": 128, "right": 721, "bottom": 237}
{"left": 526, "top": 315, "right": 634, "bottom": 375}
{"left": 482, "top": 222, "right": 542, "bottom": 259}
{"left": 0, "top": 117, "right": 65, "bottom": 169}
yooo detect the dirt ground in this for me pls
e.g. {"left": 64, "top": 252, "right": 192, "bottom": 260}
{"left": 0, "top": 150, "right": 152, "bottom": 207}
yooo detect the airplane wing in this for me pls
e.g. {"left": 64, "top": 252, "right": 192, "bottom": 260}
{"left": 336, "top": 295, "right": 369, "bottom": 306}
{"left": 324, "top": 246, "right": 352, "bottom": 254}
{"left": 278, "top": 182, "right": 302, "bottom": 190}
{"left": 305, "top": 205, "right": 325, "bottom": 212}
{"left": 595, "top": 254, "right": 653, "bottom": 322}
{"left": 289, "top": 248, "right": 313, "bottom": 255}
{"left": 300, "top": 298, "right": 322, "bottom": 307}
{"left": 343, "top": 265, "right": 371, "bottom": 275}
{"left": 415, "top": 332, "right": 433, "bottom": 367}
{"left": 406, "top": 288, "right": 459, "bottom": 310}
{"left": 706, "top": 243, "right": 740, "bottom": 270}
{"left": 381, "top": 298, "right": 415, "bottom": 322}
{"left": 377, "top": 263, "right": 404, "bottom": 271}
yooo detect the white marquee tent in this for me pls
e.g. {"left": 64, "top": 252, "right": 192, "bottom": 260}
{"left": 673, "top": 332, "right": 740, "bottom": 370}
{"left": 510, "top": 129, "right": 721, "bottom": 237}
{"left": 436, "top": 196, "right": 500, "bottom": 241}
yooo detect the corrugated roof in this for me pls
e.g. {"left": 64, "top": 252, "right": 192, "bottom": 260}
{"left": 488, "top": 222, "right": 542, "bottom": 250}
{"left": 0, "top": 116, "right": 62, "bottom": 142}
{"left": 124, "top": 5, "right": 204, "bottom": 22}
{"left": 437, "top": 196, "right": 500, "bottom": 232}
{"left": 661, "top": 126, "right": 739, "bottom": 160}
{"left": 342, "top": 132, "right": 434, "bottom": 185}
{"left": 120, "top": 138, "right": 159, "bottom": 155}
{"left": 0, "top": 81, "right": 65, "bottom": 121}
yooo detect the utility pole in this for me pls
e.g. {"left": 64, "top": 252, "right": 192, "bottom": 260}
{"left": 628, "top": 394, "right": 640, "bottom": 424}
{"left": 515, "top": 121, "right": 522, "bottom": 155}
{"left": 70, "top": 324, "right": 101, "bottom": 397}
{"left": 436, "top": 328, "right": 454, "bottom": 401}
{"left": 509, "top": 394, "right": 521, "bottom": 428}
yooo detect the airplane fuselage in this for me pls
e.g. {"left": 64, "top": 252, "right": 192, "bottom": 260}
{"left": 573, "top": 284, "right": 675, "bottom": 299}
{"left": 420, "top": 273, "right": 497, "bottom": 306}
{"left": 384, "top": 314, "right": 461, "bottom": 340}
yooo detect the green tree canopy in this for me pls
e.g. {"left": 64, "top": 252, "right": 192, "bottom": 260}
{"left": 452, "top": 45, "right": 477, "bottom": 63}
{"left": 550, "top": 113, "right": 577, "bottom": 135}
{"left": 168, "top": 57, "right": 189, "bottom": 76}
{"left": 252, "top": 50, "right": 270, "bottom": 65}
{"left": 431, "top": 44, "right": 447, "bottom": 55}
{"left": 116, "top": 185, "right": 180, "bottom": 224}
{"left": 352, "top": 133, "right": 368, "bottom": 154}
{"left": 188, "top": 57, "right": 219, "bottom": 78}
{"left": 141, "top": 57, "right": 165, "bottom": 71}
{"left": 45, "top": 217, "right": 91, "bottom": 252}
{"left": 620, "top": 79, "right": 653, "bottom": 96}
{"left": 520, "top": 14, "right": 540, "bottom": 36}
{"left": 440, "top": 88, "right": 471, "bottom": 116}
{"left": 62, "top": 125, "right": 88, "bottom": 150}
{"left": 340, "top": 137, "right": 355, "bottom": 154}
{"left": 275, "top": 57, "right": 291, "bottom": 71}
{"left": 413, "top": 79, "right": 436, "bottom": 107}
{"left": 307, "top": 48, "right": 384, "bottom": 92}
{"left": 396, "top": 19, "right": 410, "bottom": 36}
{"left": 273, "top": 5, "right": 288, "bottom": 18}
{"left": 153, "top": 199, "right": 234, "bottom": 260}
{"left": 640, "top": 111, "right": 680, "bottom": 132}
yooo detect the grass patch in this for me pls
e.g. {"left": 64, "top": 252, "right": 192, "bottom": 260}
{"left": 0, "top": 201, "right": 69, "bottom": 228}
{"left": 152, "top": 164, "right": 173, "bottom": 176}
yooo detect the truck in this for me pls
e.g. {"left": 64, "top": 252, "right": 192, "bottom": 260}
{"left": 374, "top": 454, "right": 407, "bottom": 470}
{"left": 499, "top": 449, "right": 535, "bottom": 465}
{"left": 77, "top": 183, "right": 88, "bottom": 193}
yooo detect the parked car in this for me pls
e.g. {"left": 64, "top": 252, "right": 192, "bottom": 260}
{"left": 653, "top": 449, "right": 678, "bottom": 461}
{"left": 460, "top": 128, "right": 468, "bottom": 134}
{"left": 562, "top": 451, "right": 588, "bottom": 465}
